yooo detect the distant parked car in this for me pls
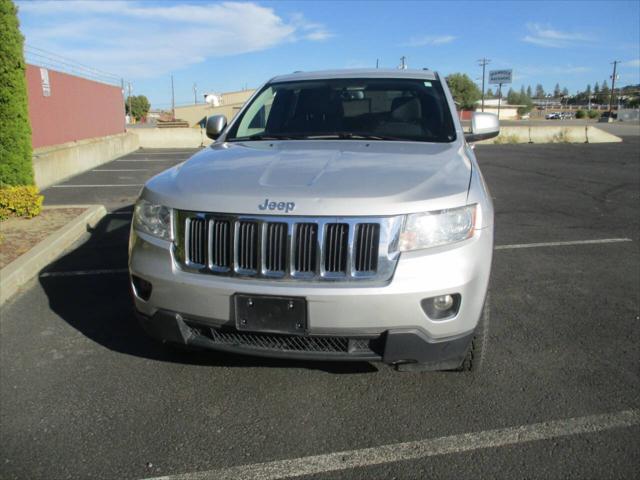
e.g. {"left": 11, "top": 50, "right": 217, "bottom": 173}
{"left": 601, "top": 111, "right": 617, "bottom": 120}
{"left": 545, "top": 112, "right": 560, "bottom": 120}
{"left": 520, "top": 113, "right": 530, "bottom": 120}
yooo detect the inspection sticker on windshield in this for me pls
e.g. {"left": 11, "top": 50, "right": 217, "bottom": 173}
{"left": 424, "top": 81, "right": 432, "bottom": 87}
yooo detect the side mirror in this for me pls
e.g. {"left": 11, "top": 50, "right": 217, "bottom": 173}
{"left": 465, "top": 112, "right": 499, "bottom": 143}
{"left": 205, "top": 115, "right": 227, "bottom": 140}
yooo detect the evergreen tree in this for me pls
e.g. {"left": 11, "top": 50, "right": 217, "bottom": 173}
{"left": 486, "top": 88, "right": 494, "bottom": 98}
{"left": 553, "top": 83, "right": 561, "bottom": 97}
{"left": 0, "top": 0, "right": 34, "bottom": 186}
{"left": 535, "top": 84, "right": 545, "bottom": 98}
{"left": 526, "top": 85, "right": 533, "bottom": 98}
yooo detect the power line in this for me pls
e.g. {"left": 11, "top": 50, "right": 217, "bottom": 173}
{"left": 24, "top": 44, "right": 124, "bottom": 86}
{"left": 478, "top": 58, "right": 491, "bottom": 112}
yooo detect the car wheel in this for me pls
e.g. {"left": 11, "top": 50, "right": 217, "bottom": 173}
{"left": 455, "top": 297, "right": 489, "bottom": 372}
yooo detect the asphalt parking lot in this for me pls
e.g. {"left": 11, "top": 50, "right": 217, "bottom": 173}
{"left": 1, "top": 133, "right": 639, "bottom": 479}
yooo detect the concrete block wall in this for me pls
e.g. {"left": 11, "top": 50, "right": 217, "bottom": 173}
{"left": 33, "top": 132, "right": 139, "bottom": 189}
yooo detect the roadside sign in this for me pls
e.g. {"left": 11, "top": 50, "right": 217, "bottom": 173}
{"left": 40, "top": 68, "right": 51, "bottom": 97}
{"left": 489, "top": 69, "right": 512, "bottom": 84}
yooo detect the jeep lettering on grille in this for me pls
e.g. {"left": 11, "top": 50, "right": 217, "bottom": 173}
{"left": 258, "top": 198, "right": 295, "bottom": 213}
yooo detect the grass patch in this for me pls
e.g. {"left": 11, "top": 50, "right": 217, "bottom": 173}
{"left": 493, "top": 133, "right": 521, "bottom": 144}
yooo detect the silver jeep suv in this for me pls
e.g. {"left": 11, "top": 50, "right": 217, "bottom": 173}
{"left": 129, "top": 69, "right": 499, "bottom": 371}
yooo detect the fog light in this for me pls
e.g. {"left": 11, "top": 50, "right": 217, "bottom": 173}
{"left": 131, "top": 275, "right": 152, "bottom": 301}
{"left": 433, "top": 294, "right": 454, "bottom": 311}
{"left": 421, "top": 293, "right": 461, "bottom": 320}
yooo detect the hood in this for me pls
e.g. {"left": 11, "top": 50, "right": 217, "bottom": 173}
{"left": 142, "top": 140, "right": 471, "bottom": 216}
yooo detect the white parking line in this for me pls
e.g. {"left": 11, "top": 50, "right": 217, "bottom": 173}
{"left": 142, "top": 409, "right": 639, "bottom": 480}
{"left": 127, "top": 151, "right": 199, "bottom": 155}
{"left": 50, "top": 184, "right": 143, "bottom": 188}
{"left": 116, "top": 159, "right": 183, "bottom": 162}
{"left": 40, "top": 268, "right": 128, "bottom": 277}
{"left": 495, "top": 238, "right": 632, "bottom": 250}
{"left": 92, "top": 169, "right": 149, "bottom": 172}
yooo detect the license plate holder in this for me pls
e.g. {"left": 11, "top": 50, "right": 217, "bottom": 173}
{"left": 234, "top": 294, "right": 307, "bottom": 335}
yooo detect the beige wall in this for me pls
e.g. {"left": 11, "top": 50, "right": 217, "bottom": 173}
{"left": 132, "top": 128, "right": 212, "bottom": 148}
{"left": 174, "top": 89, "right": 255, "bottom": 127}
{"left": 481, "top": 106, "right": 519, "bottom": 120}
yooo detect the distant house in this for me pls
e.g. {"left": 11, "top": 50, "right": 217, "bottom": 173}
{"left": 175, "top": 89, "right": 256, "bottom": 127}
{"left": 474, "top": 98, "right": 525, "bottom": 120}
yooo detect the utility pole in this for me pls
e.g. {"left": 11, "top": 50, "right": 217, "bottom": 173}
{"left": 399, "top": 56, "right": 407, "bottom": 70}
{"left": 171, "top": 74, "right": 175, "bottom": 121}
{"left": 497, "top": 83, "right": 503, "bottom": 120}
{"left": 609, "top": 60, "right": 620, "bottom": 115}
{"left": 127, "top": 81, "right": 132, "bottom": 124}
{"left": 478, "top": 58, "right": 490, "bottom": 112}
{"left": 376, "top": 58, "right": 379, "bottom": 69}
{"left": 193, "top": 83, "right": 198, "bottom": 104}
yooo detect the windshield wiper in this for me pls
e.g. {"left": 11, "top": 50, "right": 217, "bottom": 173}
{"left": 229, "top": 133, "right": 304, "bottom": 141}
{"left": 303, "top": 132, "right": 405, "bottom": 141}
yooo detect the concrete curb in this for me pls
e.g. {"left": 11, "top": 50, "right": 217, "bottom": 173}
{"left": 0, "top": 204, "right": 107, "bottom": 306}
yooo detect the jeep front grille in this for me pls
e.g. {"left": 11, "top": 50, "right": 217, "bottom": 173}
{"left": 176, "top": 211, "right": 402, "bottom": 283}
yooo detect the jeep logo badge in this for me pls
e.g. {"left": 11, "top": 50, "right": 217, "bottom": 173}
{"left": 258, "top": 198, "right": 295, "bottom": 213}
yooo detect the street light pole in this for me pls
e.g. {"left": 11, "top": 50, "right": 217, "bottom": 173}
{"left": 127, "top": 81, "right": 132, "bottom": 124}
{"left": 171, "top": 74, "right": 175, "bottom": 121}
{"left": 609, "top": 60, "right": 620, "bottom": 115}
{"left": 478, "top": 58, "right": 490, "bottom": 112}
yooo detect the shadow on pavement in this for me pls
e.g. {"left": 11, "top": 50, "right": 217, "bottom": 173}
{"left": 39, "top": 206, "right": 378, "bottom": 374}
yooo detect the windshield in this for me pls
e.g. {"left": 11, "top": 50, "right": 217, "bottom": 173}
{"left": 226, "top": 78, "right": 456, "bottom": 143}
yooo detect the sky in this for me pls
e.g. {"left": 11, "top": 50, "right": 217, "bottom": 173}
{"left": 16, "top": 0, "right": 640, "bottom": 109}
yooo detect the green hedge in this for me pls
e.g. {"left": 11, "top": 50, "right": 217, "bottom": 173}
{"left": 0, "top": 0, "right": 34, "bottom": 187}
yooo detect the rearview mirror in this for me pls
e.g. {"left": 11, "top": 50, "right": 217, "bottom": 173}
{"left": 465, "top": 112, "right": 499, "bottom": 143}
{"left": 205, "top": 115, "right": 227, "bottom": 140}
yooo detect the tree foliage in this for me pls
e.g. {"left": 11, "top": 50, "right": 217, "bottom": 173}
{"left": 445, "top": 73, "right": 481, "bottom": 109}
{"left": 0, "top": 0, "right": 34, "bottom": 187}
{"left": 535, "top": 84, "right": 545, "bottom": 98}
{"left": 125, "top": 95, "right": 151, "bottom": 121}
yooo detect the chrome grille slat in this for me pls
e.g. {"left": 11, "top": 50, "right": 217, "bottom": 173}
{"left": 324, "top": 223, "right": 348, "bottom": 274}
{"left": 354, "top": 223, "right": 379, "bottom": 272}
{"left": 177, "top": 211, "right": 402, "bottom": 283}
{"left": 294, "top": 223, "right": 317, "bottom": 273}
{"left": 209, "top": 219, "right": 232, "bottom": 270}
{"left": 186, "top": 217, "right": 207, "bottom": 266}
{"left": 264, "top": 222, "right": 287, "bottom": 273}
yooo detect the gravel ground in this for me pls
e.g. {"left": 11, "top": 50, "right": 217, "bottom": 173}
{"left": 0, "top": 207, "right": 86, "bottom": 269}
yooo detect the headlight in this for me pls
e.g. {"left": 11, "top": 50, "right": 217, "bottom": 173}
{"left": 399, "top": 204, "right": 476, "bottom": 252}
{"left": 133, "top": 199, "right": 172, "bottom": 240}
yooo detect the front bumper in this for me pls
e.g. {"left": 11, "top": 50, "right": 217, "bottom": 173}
{"left": 129, "top": 224, "right": 492, "bottom": 364}
{"left": 137, "top": 308, "right": 474, "bottom": 368}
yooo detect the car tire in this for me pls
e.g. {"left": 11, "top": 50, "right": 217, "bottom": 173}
{"left": 394, "top": 297, "right": 489, "bottom": 373}
{"left": 456, "top": 297, "right": 489, "bottom": 372}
